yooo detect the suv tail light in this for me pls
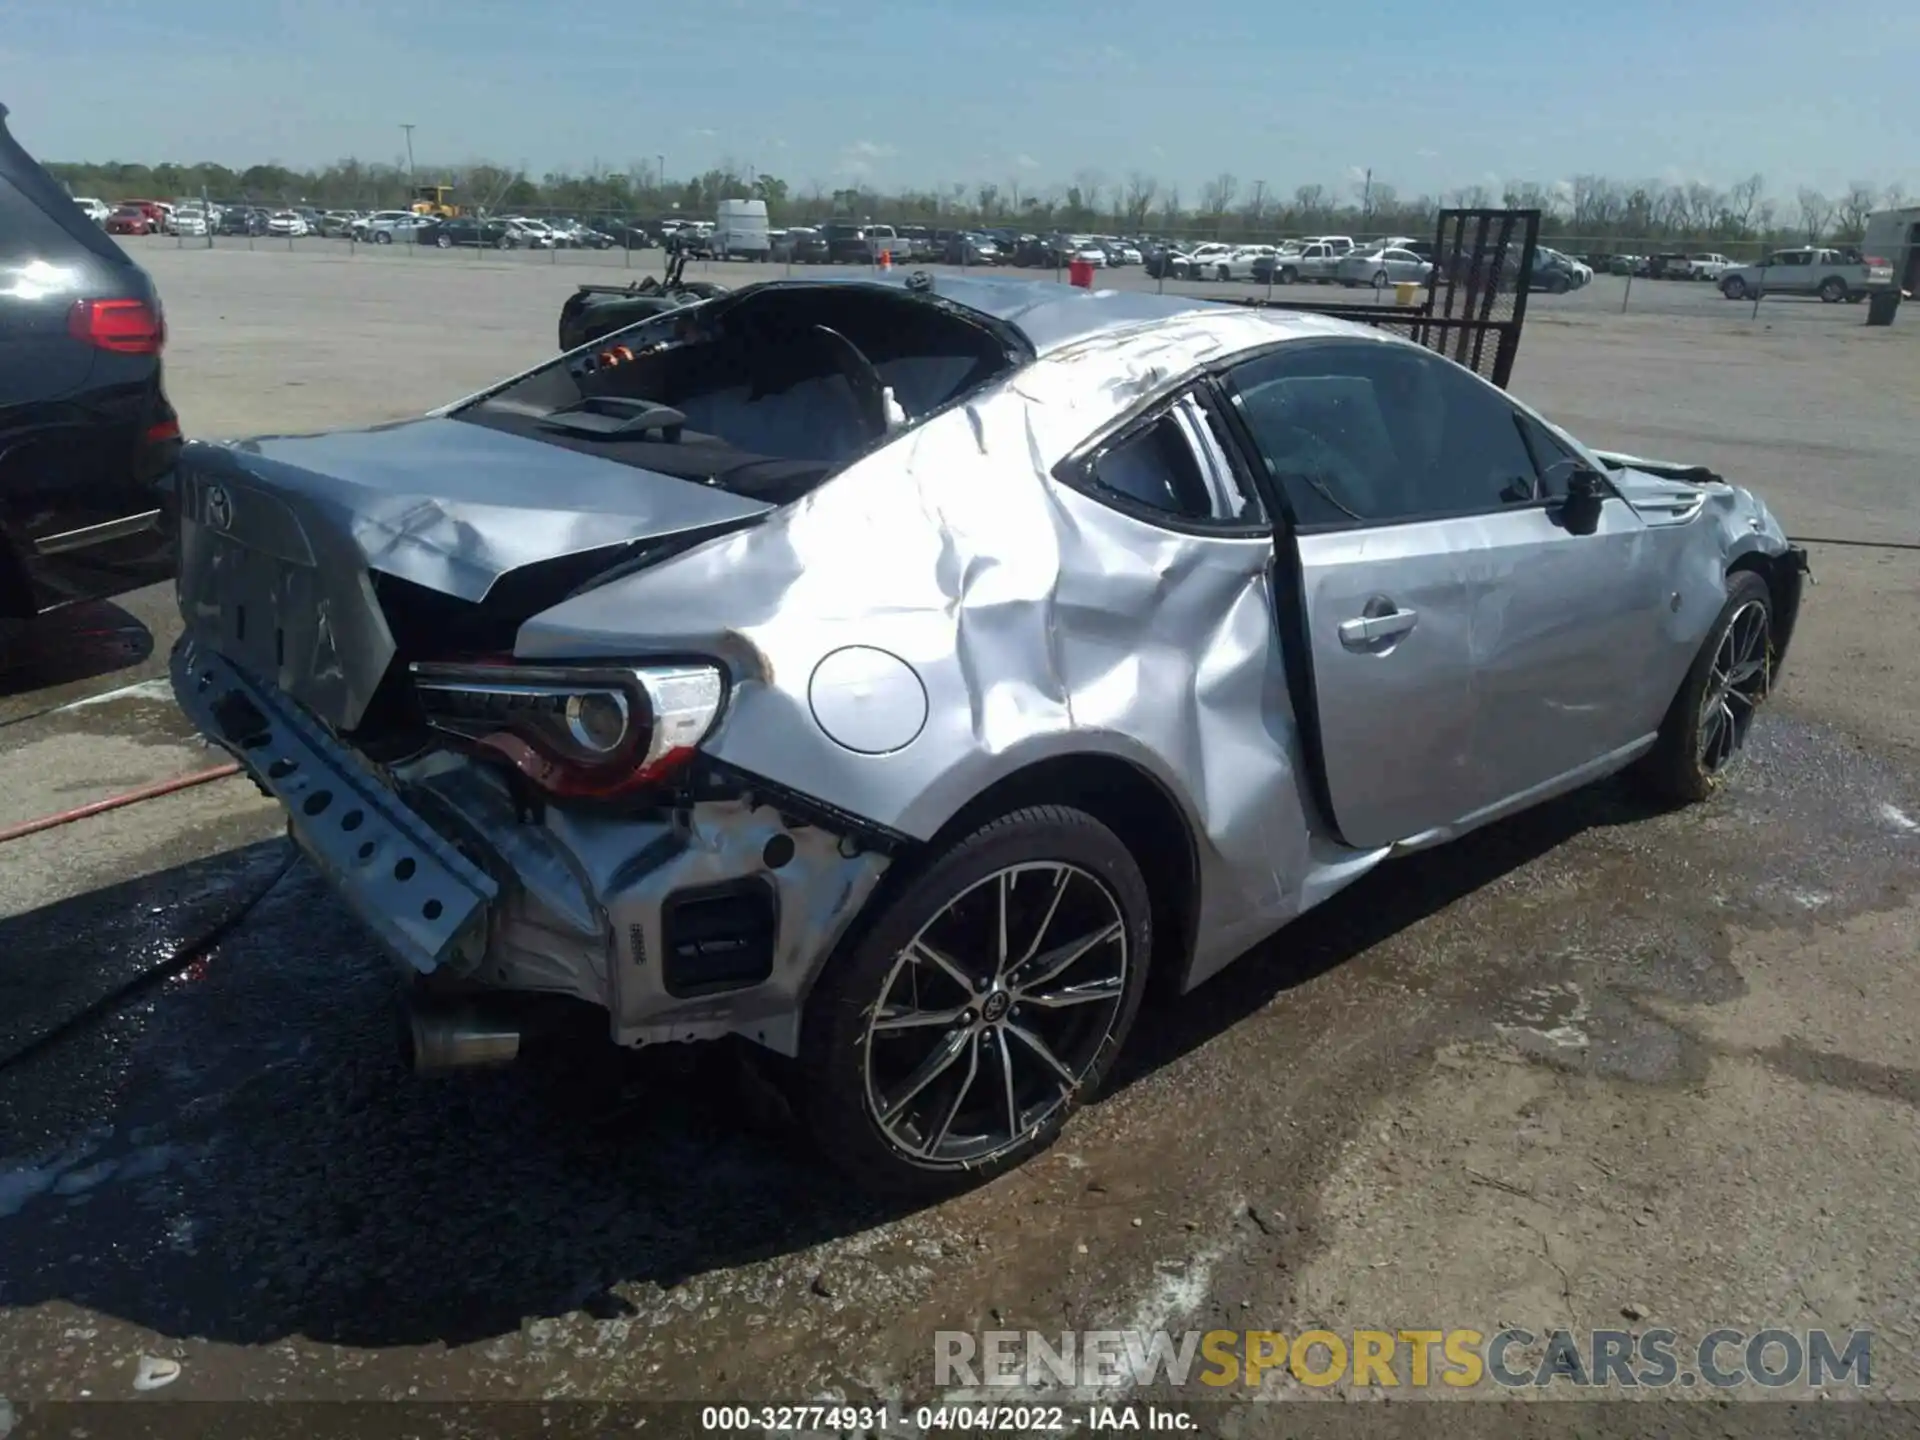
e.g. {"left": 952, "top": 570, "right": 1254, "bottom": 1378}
{"left": 409, "top": 661, "right": 726, "bottom": 800}
{"left": 68, "top": 297, "right": 166, "bottom": 355}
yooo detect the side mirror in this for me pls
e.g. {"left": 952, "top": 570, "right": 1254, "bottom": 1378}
{"left": 1560, "top": 466, "right": 1607, "bottom": 535}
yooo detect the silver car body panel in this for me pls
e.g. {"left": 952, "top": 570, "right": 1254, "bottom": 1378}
{"left": 175, "top": 419, "right": 773, "bottom": 731}
{"left": 170, "top": 277, "right": 1798, "bottom": 1049}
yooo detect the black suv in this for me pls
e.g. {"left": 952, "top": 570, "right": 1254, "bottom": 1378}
{"left": 1, "top": 103, "right": 180, "bottom": 623}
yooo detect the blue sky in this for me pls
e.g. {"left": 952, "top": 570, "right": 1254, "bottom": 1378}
{"left": 3, "top": 0, "right": 1912, "bottom": 201}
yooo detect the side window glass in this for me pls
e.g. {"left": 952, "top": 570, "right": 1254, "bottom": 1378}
{"left": 1189, "top": 400, "right": 1268, "bottom": 525}
{"left": 1225, "top": 344, "right": 1542, "bottom": 525}
{"left": 1084, "top": 411, "right": 1214, "bottom": 522}
{"left": 1515, "top": 412, "right": 1584, "bottom": 499}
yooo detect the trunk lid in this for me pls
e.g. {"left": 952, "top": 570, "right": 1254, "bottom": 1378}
{"left": 176, "top": 416, "right": 771, "bottom": 732}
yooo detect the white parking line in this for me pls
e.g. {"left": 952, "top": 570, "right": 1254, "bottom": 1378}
{"left": 45, "top": 677, "right": 175, "bottom": 715}
{"left": 1877, "top": 802, "right": 1918, "bottom": 834}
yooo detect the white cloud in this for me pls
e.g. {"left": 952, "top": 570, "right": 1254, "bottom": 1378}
{"left": 1415, "top": 148, "right": 1440, "bottom": 159}
{"left": 1014, "top": 153, "right": 1040, "bottom": 171}
{"left": 1346, "top": 165, "right": 1368, "bottom": 183}
{"left": 689, "top": 127, "right": 718, "bottom": 138}
{"left": 836, "top": 138, "right": 898, "bottom": 177}
{"left": 1149, "top": 144, "right": 1166, "bottom": 158}
{"left": 1551, "top": 178, "right": 1575, "bottom": 201}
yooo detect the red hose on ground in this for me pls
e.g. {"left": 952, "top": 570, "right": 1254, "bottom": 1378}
{"left": 0, "top": 762, "right": 242, "bottom": 846}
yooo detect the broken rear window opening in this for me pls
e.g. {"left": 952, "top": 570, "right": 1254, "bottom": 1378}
{"left": 455, "top": 284, "right": 1027, "bottom": 506}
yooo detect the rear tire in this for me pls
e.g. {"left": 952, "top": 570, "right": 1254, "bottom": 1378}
{"left": 1278, "top": 265, "right": 1298, "bottom": 284}
{"left": 1632, "top": 570, "right": 1774, "bottom": 805}
{"left": 1818, "top": 276, "right": 1846, "bottom": 303}
{"left": 799, "top": 805, "right": 1152, "bottom": 1198}
{"left": 1721, "top": 276, "right": 1748, "bottom": 300}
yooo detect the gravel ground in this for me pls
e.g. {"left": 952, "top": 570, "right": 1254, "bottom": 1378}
{"left": 0, "top": 242, "right": 1915, "bottom": 1433}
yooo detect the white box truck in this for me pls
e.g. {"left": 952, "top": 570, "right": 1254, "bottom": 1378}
{"left": 713, "top": 198, "right": 771, "bottom": 260}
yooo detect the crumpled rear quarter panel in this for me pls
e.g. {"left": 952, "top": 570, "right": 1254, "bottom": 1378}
{"left": 516, "top": 309, "right": 1368, "bottom": 985}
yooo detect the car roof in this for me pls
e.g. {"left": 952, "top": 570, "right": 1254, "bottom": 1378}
{"left": 731, "top": 273, "right": 1254, "bottom": 355}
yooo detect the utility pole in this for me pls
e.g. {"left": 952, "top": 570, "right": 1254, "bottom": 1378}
{"left": 1252, "top": 179, "right": 1266, "bottom": 224}
{"left": 658, "top": 153, "right": 666, "bottom": 193}
{"left": 401, "top": 124, "right": 416, "bottom": 181}
{"left": 1361, "top": 167, "right": 1373, "bottom": 219}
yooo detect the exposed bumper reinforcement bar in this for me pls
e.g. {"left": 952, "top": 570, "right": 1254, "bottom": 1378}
{"left": 170, "top": 634, "right": 499, "bottom": 975}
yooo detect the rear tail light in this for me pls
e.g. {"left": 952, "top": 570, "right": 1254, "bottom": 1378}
{"left": 409, "top": 661, "right": 726, "bottom": 800}
{"left": 68, "top": 297, "right": 166, "bottom": 355}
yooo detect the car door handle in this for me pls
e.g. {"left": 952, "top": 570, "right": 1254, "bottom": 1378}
{"left": 1339, "top": 608, "right": 1419, "bottom": 647}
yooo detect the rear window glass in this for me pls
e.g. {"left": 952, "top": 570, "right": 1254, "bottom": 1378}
{"left": 1, "top": 177, "right": 100, "bottom": 266}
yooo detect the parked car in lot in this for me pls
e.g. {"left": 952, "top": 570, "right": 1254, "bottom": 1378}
{"left": 419, "top": 217, "right": 518, "bottom": 250}
{"left": 770, "top": 226, "right": 809, "bottom": 262}
{"left": 1528, "top": 247, "right": 1592, "bottom": 292}
{"left": 172, "top": 207, "right": 210, "bottom": 238}
{"left": 504, "top": 217, "right": 559, "bottom": 248}
{"left": 104, "top": 205, "right": 152, "bottom": 235}
{"left": 588, "top": 219, "right": 658, "bottom": 251}
{"left": 266, "top": 210, "right": 308, "bottom": 237}
{"left": 1166, "top": 242, "right": 1232, "bottom": 278}
{"left": 1718, "top": 246, "right": 1893, "bottom": 303}
{"left": 165, "top": 270, "right": 1807, "bottom": 1195}
{"left": 1336, "top": 245, "right": 1434, "bottom": 288}
{"left": 71, "top": 195, "right": 110, "bottom": 225}
{"left": 1863, "top": 205, "right": 1920, "bottom": 312}
{"left": 817, "top": 221, "right": 874, "bottom": 264}
{"left": 896, "top": 225, "right": 936, "bottom": 262}
{"left": 218, "top": 205, "right": 269, "bottom": 236}
{"left": 1202, "top": 245, "right": 1275, "bottom": 282}
{"left": 1, "top": 103, "right": 181, "bottom": 626}
{"left": 116, "top": 200, "right": 169, "bottom": 233}
{"left": 352, "top": 210, "right": 417, "bottom": 243}
{"left": 945, "top": 231, "right": 1003, "bottom": 265}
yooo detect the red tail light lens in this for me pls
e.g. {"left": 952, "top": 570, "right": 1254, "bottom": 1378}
{"left": 409, "top": 661, "right": 727, "bottom": 800}
{"left": 68, "top": 297, "right": 166, "bottom": 355}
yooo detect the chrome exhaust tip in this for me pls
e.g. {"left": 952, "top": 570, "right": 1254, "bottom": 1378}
{"left": 401, "top": 1000, "right": 521, "bottom": 1074}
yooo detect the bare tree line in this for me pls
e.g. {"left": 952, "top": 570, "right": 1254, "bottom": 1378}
{"left": 47, "top": 153, "right": 1910, "bottom": 247}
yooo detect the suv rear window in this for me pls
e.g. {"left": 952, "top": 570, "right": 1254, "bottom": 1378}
{"left": 1, "top": 120, "right": 127, "bottom": 271}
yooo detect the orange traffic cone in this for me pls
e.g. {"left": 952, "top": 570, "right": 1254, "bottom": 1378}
{"left": 878, "top": 249, "right": 892, "bottom": 271}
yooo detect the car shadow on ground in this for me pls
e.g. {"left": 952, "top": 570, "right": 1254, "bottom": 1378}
{"left": 1116, "top": 776, "right": 1663, "bottom": 1088}
{"left": 0, "top": 601, "right": 154, "bottom": 701}
{"left": 0, "top": 781, "right": 1661, "bottom": 1356}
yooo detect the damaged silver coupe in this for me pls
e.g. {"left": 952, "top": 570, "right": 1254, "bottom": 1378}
{"left": 170, "top": 272, "right": 1807, "bottom": 1193}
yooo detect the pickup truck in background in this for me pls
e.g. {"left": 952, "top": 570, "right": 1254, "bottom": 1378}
{"left": 1718, "top": 246, "right": 1895, "bottom": 303}
{"left": 1681, "top": 253, "right": 1733, "bottom": 280}
{"left": 1282, "top": 240, "right": 1345, "bottom": 284}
